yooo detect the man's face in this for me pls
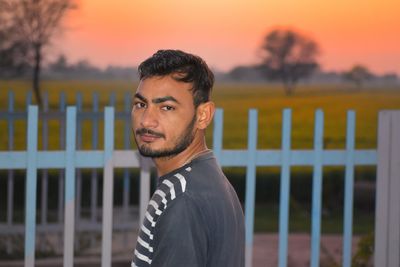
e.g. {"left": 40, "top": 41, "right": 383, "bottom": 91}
{"left": 131, "top": 75, "right": 198, "bottom": 158}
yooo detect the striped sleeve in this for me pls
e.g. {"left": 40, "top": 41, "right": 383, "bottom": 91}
{"left": 132, "top": 169, "right": 190, "bottom": 267}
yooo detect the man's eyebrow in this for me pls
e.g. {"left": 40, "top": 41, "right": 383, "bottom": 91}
{"left": 152, "top": 96, "right": 179, "bottom": 104}
{"left": 134, "top": 93, "right": 147, "bottom": 102}
{"left": 133, "top": 93, "right": 179, "bottom": 104}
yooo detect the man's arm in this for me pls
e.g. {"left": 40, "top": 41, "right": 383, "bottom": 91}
{"left": 151, "top": 194, "right": 208, "bottom": 267}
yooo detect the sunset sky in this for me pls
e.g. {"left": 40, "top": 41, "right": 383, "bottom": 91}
{"left": 56, "top": 0, "right": 400, "bottom": 74}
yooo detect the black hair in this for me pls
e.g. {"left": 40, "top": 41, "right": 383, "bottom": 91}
{"left": 138, "top": 49, "right": 214, "bottom": 107}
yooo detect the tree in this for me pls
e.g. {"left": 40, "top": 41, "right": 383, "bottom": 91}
{"left": 342, "top": 65, "right": 373, "bottom": 89}
{"left": 49, "top": 54, "right": 69, "bottom": 72}
{"left": 0, "top": 36, "right": 31, "bottom": 77}
{"left": 260, "top": 28, "right": 319, "bottom": 95}
{"left": 0, "top": 2, "right": 31, "bottom": 77}
{"left": 0, "top": 0, "right": 76, "bottom": 106}
{"left": 228, "top": 65, "right": 265, "bottom": 82}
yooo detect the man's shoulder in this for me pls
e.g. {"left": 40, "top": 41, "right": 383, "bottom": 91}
{"left": 155, "top": 151, "right": 228, "bottom": 208}
{"left": 157, "top": 165, "right": 193, "bottom": 201}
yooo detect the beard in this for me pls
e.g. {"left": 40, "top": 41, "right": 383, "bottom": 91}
{"left": 135, "top": 115, "right": 197, "bottom": 159}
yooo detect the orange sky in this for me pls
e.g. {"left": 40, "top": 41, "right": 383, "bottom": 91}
{"left": 56, "top": 0, "right": 400, "bottom": 74}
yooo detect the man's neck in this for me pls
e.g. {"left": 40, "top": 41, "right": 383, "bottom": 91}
{"left": 153, "top": 138, "right": 208, "bottom": 177}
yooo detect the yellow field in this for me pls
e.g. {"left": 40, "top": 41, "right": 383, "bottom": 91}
{"left": 1, "top": 80, "right": 400, "bottom": 151}
{"left": 212, "top": 83, "right": 400, "bottom": 150}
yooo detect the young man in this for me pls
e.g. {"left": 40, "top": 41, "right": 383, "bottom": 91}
{"left": 131, "top": 50, "right": 244, "bottom": 267}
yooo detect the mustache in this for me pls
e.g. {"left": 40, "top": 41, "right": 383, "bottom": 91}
{"left": 135, "top": 128, "right": 165, "bottom": 139}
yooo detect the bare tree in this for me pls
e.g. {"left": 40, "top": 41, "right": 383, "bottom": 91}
{"left": 0, "top": 2, "right": 30, "bottom": 76}
{"left": 260, "top": 28, "right": 319, "bottom": 95}
{"left": 1, "top": 0, "right": 76, "bottom": 106}
{"left": 342, "top": 64, "right": 373, "bottom": 89}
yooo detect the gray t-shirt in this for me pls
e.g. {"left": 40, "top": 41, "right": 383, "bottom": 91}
{"left": 132, "top": 151, "right": 245, "bottom": 267}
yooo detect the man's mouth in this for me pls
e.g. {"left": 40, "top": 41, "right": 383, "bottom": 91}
{"left": 136, "top": 128, "right": 165, "bottom": 143}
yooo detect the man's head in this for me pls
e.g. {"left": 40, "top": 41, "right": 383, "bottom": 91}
{"left": 132, "top": 50, "right": 215, "bottom": 159}
{"left": 138, "top": 49, "right": 214, "bottom": 108}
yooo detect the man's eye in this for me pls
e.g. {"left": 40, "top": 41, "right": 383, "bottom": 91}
{"left": 161, "top": 106, "right": 175, "bottom": 111}
{"left": 134, "top": 102, "right": 146, "bottom": 109}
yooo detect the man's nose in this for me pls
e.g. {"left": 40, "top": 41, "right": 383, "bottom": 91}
{"left": 140, "top": 108, "right": 158, "bottom": 128}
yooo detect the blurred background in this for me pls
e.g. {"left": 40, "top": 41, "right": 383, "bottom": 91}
{"left": 1, "top": 0, "right": 399, "bottom": 266}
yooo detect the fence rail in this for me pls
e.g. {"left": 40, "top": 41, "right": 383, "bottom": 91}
{"left": 0, "top": 90, "right": 136, "bottom": 240}
{"left": 0, "top": 91, "right": 399, "bottom": 267}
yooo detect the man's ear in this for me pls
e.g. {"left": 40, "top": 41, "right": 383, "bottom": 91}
{"left": 196, "top": 101, "right": 215, "bottom": 130}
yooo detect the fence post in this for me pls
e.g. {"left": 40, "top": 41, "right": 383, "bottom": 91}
{"left": 139, "top": 156, "right": 152, "bottom": 226}
{"left": 63, "top": 107, "right": 77, "bottom": 267}
{"left": 101, "top": 107, "right": 115, "bottom": 267}
{"left": 310, "top": 110, "right": 324, "bottom": 267}
{"left": 58, "top": 92, "right": 66, "bottom": 250}
{"left": 213, "top": 109, "right": 223, "bottom": 163}
{"left": 278, "top": 109, "right": 292, "bottom": 267}
{"left": 123, "top": 92, "right": 131, "bottom": 246}
{"left": 244, "top": 109, "right": 258, "bottom": 267}
{"left": 342, "top": 110, "right": 355, "bottom": 267}
{"left": 374, "top": 110, "right": 400, "bottom": 267}
{"left": 25, "top": 105, "right": 38, "bottom": 267}
{"left": 40, "top": 92, "right": 49, "bottom": 251}
{"left": 123, "top": 94, "right": 131, "bottom": 207}
{"left": 75, "top": 93, "right": 82, "bottom": 233}
{"left": 7, "top": 91, "right": 15, "bottom": 254}
{"left": 91, "top": 92, "right": 99, "bottom": 247}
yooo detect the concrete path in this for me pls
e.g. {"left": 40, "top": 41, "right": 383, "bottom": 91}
{"left": 0, "top": 233, "right": 360, "bottom": 267}
{"left": 252, "top": 233, "right": 360, "bottom": 267}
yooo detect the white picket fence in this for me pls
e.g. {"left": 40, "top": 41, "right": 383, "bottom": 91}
{"left": 0, "top": 97, "right": 399, "bottom": 267}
